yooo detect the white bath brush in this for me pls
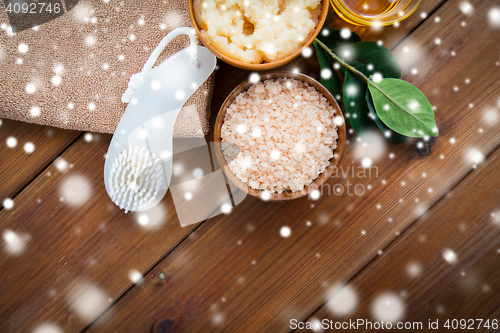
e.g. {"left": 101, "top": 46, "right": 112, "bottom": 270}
{"left": 108, "top": 146, "right": 164, "bottom": 212}
{"left": 104, "top": 28, "right": 217, "bottom": 212}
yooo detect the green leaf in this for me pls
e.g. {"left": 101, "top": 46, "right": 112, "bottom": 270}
{"left": 313, "top": 42, "right": 342, "bottom": 98}
{"left": 343, "top": 71, "right": 378, "bottom": 138}
{"left": 334, "top": 41, "right": 402, "bottom": 79}
{"left": 366, "top": 90, "right": 408, "bottom": 143}
{"left": 368, "top": 78, "right": 439, "bottom": 137}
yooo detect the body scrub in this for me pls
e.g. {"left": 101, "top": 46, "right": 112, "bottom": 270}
{"left": 193, "top": 0, "right": 322, "bottom": 64}
{"left": 221, "top": 78, "right": 338, "bottom": 193}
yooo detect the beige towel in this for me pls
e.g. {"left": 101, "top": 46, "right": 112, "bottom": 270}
{"left": 0, "top": 0, "right": 213, "bottom": 137}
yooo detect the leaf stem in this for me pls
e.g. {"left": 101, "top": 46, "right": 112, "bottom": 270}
{"left": 314, "top": 39, "right": 432, "bottom": 130}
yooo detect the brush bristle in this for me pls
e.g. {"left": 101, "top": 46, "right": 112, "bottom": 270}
{"left": 109, "top": 145, "right": 164, "bottom": 212}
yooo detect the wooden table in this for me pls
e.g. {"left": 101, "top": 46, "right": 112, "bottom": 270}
{"left": 1, "top": 0, "right": 500, "bottom": 332}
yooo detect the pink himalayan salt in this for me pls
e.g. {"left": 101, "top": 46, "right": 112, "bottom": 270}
{"left": 221, "top": 78, "right": 338, "bottom": 193}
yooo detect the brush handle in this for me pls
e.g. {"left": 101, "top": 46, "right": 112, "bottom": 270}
{"left": 104, "top": 46, "right": 216, "bottom": 211}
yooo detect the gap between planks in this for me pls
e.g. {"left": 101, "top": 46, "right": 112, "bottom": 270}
{"left": 297, "top": 144, "right": 500, "bottom": 332}
{"left": 83, "top": 23, "right": 450, "bottom": 333}
{"left": 81, "top": 0, "right": 500, "bottom": 330}
{"left": 0, "top": 0, "right": 452, "bottom": 331}
{"left": 297, "top": 146, "right": 500, "bottom": 332}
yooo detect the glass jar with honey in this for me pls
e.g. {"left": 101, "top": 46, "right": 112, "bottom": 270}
{"left": 330, "top": 0, "right": 422, "bottom": 26}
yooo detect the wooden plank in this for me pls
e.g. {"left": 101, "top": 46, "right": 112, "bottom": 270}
{"left": 0, "top": 135, "right": 201, "bottom": 333}
{"left": 0, "top": 119, "right": 80, "bottom": 201}
{"left": 302, "top": 147, "right": 500, "bottom": 332}
{"left": 84, "top": 0, "right": 500, "bottom": 331}
{"left": 0, "top": 128, "right": 239, "bottom": 332}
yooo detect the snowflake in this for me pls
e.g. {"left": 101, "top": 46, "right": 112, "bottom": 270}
{"left": 491, "top": 211, "right": 500, "bottom": 225}
{"left": 84, "top": 133, "right": 93, "bottom": 142}
{"left": 26, "top": 83, "right": 36, "bottom": 94}
{"left": 340, "top": 28, "right": 351, "bottom": 39}
{"left": 128, "top": 270, "right": 143, "bottom": 284}
{"left": 51, "top": 76, "right": 62, "bottom": 87}
{"left": 60, "top": 175, "right": 92, "bottom": 207}
{"left": 371, "top": 293, "right": 405, "bottom": 322}
{"left": 442, "top": 248, "right": 458, "bottom": 264}
{"left": 73, "top": 3, "right": 95, "bottom": 23}
{"left": 3, "top": 229, "right": 30, "bottom": 256}
{"left": 18, "top": 43, "right": 28, "bottom": 53}
{"left": 3, "top": 198, "right": 14, "bottom": 209}
{"left": 483, "top": 107, "right": 499, "bottom": 124}
{"left": 260, "top": 190, "right": 271, "bottom": 201}
{"left": 320, "top": 68, "right": 332, "bottom": 80}
{"left": 361, "top": 157, "right": 372, "bottom": 168}
{"left": 24, "top": 142, "right": 35, "bottom": 153}
{"left": 326, "top": 284, "right": 359, "bottom": 316}
{"left": 346, "top": 84, "right": 357, "bottom": 96}
{"left": 459, "top": 2, "right": 474, "bottom": 15}
{"left": 309, "top": 189, "right": 320, "bottom": 200}
{"left": 172, "top": 162, "right": 184, "bottom": 175}
{"left": 489, "top": 8, "right": 500, "bottom": 27}
{"left": 6, "top": 136, "right": 17, "bottom": 148}
{"left": 221, "top": 203, "right": 232, "bottom": 214}
{"left": 466, "top": 149, "right": 484, "bottom": 165}
{"left": 33, "top": 323, "right": 63, "bottom": 333}
{"left": 192, "top": 168, "right": 203, "bottom": 178}
{"left": 85, "top": 35, "right": 96, "bottom": 46}
{"left": 249, "top": 73, "right": 260, "bottom": 83}
{"left": 406, "top": 262, "right": 422, "bottom": 278}
{"left": 301, "top": 47, "right": 312, "bottom": 58}
{"left": 68, "top": 282, "right": 107, "bottom": 321}
{"left": 279, "top": 226, "right": 291, "bottom": 238}
{"left": 212, "top": 312, "right": 225, "bottom": 326}
{"left": 53, "top": 64, "right": 64, "bottom": 74}
{"left": 175, "top": 90, "right": 186, "bottom": 100}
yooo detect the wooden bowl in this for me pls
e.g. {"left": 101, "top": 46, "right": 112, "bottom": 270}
{"left": 214, "top": 72, "right": 347, "bottom": 201}
{"left": 188, "top": 0, "right": 329, "bottom": 70}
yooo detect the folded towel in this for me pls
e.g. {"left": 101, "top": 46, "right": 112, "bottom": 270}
{"left": 0, "top": 0, "right": 213, "bottom": 137}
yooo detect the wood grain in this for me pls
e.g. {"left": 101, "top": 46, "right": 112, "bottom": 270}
{"left": 0, "top": 119, "right": 80, "bottom": 201}
{"left": 83, "top": 0, "right": 500, "bottom": 331}
{"left": 0, "top": 0, "right": 496, "bottom": 332}
{"left": 0, "top": 135, "right": 199, "bottom": 333}
{"left": 301, "top": 147, "right": 500, "bottom": 332}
